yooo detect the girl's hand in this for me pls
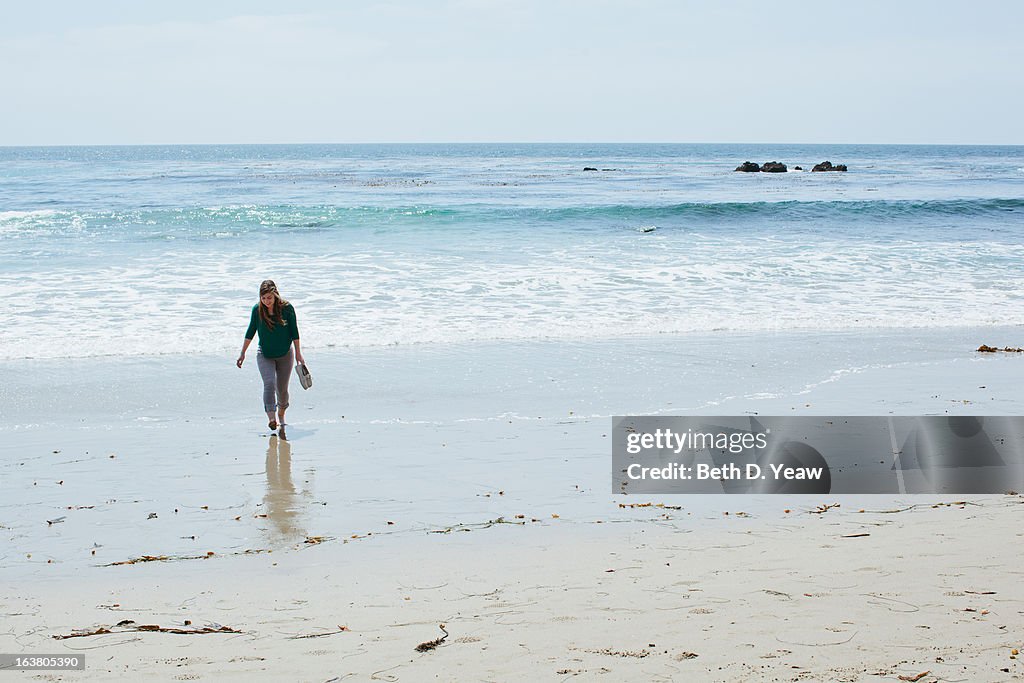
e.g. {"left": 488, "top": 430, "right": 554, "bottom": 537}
{"left": 236, "top": 354, "right": 245, "bottom": 368}
{"left": 295, "top": 353, "right": 305, "bottom": 365}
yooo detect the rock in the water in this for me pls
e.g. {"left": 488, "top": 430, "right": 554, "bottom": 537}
{"left": 793, "top": 166, "right": 803, "bottom": 170}
{"left": 761, "top": 161, "right": 787, "bottom": 173}
{"left": 977, "top": 344, "right": 1024, "bottom": 353}
{"left": 812, "top": 161, "right": 848, "bottom": 172}
{"left": 735, "top": 161, "right": 761, "bottom": 172}
{"left": 583, "top": 167, "right": 598, "bottom": 171}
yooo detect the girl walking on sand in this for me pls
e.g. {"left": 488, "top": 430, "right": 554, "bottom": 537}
{"left": 237, "top": 280, "right": 304, "bottom": 433}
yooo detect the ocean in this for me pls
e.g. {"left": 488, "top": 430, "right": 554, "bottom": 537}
{"left": 2, "top": 143, "right": 1023, "bottom": 360}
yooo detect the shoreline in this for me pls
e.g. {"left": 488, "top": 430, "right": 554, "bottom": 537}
{"left": 5, "top": 320, "right": 1023, "bottom": 364}
{"left": 7, "top": 324, "right": 1024, "bottom": 424}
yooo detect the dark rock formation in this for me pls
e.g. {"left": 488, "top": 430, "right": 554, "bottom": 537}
{"left": 793, "top": 166, "right": 803, "bottom": 171}
{"left": 583, "top": 167, "right": 598, "bottom": 171}
{"left": 812, "top": 161, "right": 848, "bottom": 172}
{"left": 761, "top": 161, "right": 787, "bottom": 173}
{"left": 735, "top": 161, "right": 761, "bottom": 172}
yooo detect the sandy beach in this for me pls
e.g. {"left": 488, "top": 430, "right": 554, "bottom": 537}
{"left": 2, "top": 327, "right": 1023, "bottom": 681}
{"left": 3, "top": 496, "right": 1022, "bottom": 682}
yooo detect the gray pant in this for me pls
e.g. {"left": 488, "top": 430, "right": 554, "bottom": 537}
{"left": 257, "top": 348, "right": 293, "bottom": 413}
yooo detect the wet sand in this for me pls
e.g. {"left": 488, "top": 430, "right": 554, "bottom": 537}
{"left": 2, "top": 327, "right": 1023, "bottom": 680}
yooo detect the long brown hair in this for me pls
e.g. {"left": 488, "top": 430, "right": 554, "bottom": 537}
{"left": 258, "top": 280, "right": 290, "bottom": 330}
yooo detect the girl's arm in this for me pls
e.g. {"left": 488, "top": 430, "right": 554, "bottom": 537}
{"left": 238, "top": 306, "right": 258, "bottom": 367}
{"left": 237, "top": 337, "right": 253, "bottom": 367}
{"left": 289, "top": 305, "right": 303, "bottom": 364}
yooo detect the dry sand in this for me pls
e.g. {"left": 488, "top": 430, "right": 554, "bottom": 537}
{"left": 3, "top": 495, "right": 1022, "bottom": 682}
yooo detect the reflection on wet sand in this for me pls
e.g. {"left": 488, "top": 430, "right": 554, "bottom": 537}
{"left": 263, "top": 435, "right": 307, "bottom": 542}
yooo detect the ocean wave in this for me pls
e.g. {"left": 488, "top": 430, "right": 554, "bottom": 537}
{"left": 529, "top": 198, "right": 1024, "bottom": 222}
{"left": 1, "top": 199, "right": 1021, "bottom": 241}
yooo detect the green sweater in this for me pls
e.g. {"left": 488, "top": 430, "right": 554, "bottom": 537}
{"left": 245, "top": 303, "right": 299, "bottom": 358}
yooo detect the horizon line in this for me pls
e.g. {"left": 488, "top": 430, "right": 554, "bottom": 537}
{"left": 2, "top": 141, "right": 1023, "bottom": 149}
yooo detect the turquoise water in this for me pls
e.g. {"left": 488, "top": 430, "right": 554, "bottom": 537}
{"left": 1, "top": 144, "right": 1023, "bottom": 359}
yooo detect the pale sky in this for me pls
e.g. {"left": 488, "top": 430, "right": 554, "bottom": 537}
{"left": 2, "top": 1, "right": 1022, "bottom": 145}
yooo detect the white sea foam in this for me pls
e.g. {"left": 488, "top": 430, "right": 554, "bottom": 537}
{"left": 3, "top": 234, "right": 1024, "bottom": 359}
{"left": 0, "top": 209, "right": 62, "bottom": 236}
{"left": 0, "top": 209, "right": 60, "bottom": 220}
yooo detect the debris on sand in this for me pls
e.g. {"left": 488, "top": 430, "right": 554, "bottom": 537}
{"left": 303, "top": 536, "right": 331, "bottom": 545}
{"left": 103, "top": 549, "right": 268, "bottom": 566}
{"left": 54, "top": 621, "right": 242, "bottom": 639}
{"left": 289, "top": 625, "right": 349, "bottom": 639}
{"left": 415, "top": 623, "right": 448, "bottom": 652}
{"left": 429, "top": 517, "right": 526, "bottom": 534}
{"left": 581, "top": 647, "right": 651, "bottom": 658}
{"left": 618, "top": 502, "right": 682, "bottom": 510}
